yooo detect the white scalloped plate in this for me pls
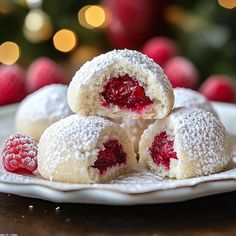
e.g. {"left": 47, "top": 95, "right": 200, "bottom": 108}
{"left": 0, "top": 102, "right": 236, "bottom": 205}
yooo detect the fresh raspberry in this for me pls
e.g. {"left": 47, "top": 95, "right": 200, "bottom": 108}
{"left": 1, "top": 133, "right": 38, "bottom": 174}
{"left": 149, "top": 131, "right": 177, "bottom": 170}
{"left": 92, "top": 140, "right": 127, "bottom": 174}
{"left": 0, "top": 65, "right": 26, "bottom": 105}
{"left": 199, "top": 75, "right": 235, "bottom": 103}
{"left": 164, "top": 56, "right": 199, "bottom": 89}
{"left": 101, "top": 75, "right": 152, "bottom": 112}
{"left": 26, "top": 57, "right": 65, "bottom": 93}
{"left": 142, "top": 36, "right": 178, "bottom": 67}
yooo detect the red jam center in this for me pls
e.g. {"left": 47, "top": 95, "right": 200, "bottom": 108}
{"left": 149, "top": 131, "right": 177, "bottom": 170}
{"left": 101, "top": 74, "right": 152, "bottom": 112}
{"left": 92, "top": 140, "right": 127, "bottom": 175}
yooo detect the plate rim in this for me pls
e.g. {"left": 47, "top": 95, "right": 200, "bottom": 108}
{"left": 1, "top": 178, "right": 236, "bottom": 205}
{"left": 0, "top": 102, "right": 236, "bottom": 204}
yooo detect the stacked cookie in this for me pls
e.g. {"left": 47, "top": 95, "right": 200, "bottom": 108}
{"left": 15, "top": 84, "right": 73, "bottom": 141}
{"left": 38, "top": 49, "right": 174, "bottom": 183}
{"left": 16, "top": 49, "right": 232, "bottom": 183}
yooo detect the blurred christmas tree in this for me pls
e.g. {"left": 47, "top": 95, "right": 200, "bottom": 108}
{"left": 0, "top": 0, "right": 108, "bottom": 68}
{"left": 0, "top": 0, "right": 235, "bottom": 81}
{"left": 166, "top": 0, "right": 236, "bottom": 81}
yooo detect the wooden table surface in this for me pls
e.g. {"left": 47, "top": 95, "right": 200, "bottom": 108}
{"left": 0, "top": 191, "right": 236, "bottom": 236}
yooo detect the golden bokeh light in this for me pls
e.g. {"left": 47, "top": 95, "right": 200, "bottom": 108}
{"left": 218, "top": 0, "right": 236, "bottom": 9}
{"left": 85, "top": 5, "right": 105, "bottom": 27}
{"left": 78, "top": 5, "right": 110, "bottom": 29}
{"left": 0, "top": 41, "right": 20, "bottom": 65}
{"left": 53, "top": 29, "right": 77, "bottom": 53}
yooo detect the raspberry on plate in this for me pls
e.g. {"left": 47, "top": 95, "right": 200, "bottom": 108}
{"left": 1, "top": 133, "right": 38, "bottom": 174}
{"left": 0, "top": 65, "right": 26, "bottom": 105}
{"left": 26, "top": 57, "right": 65, "bottom": 93}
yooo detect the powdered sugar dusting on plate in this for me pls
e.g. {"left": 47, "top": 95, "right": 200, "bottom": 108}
{"left": 0, "top": 156, "right": 235, "bottom": 193}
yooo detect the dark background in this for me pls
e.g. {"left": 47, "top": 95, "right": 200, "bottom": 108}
{"left": 0, "top": 0, "right": 235, "bottom": 80}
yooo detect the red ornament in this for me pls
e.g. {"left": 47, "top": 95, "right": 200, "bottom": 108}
{"left": 142, "top": 37, "right": 178, "bottom": 67}
{"left": 164, "top": 57, "right": 199, "bottom": 89}
{"left": 0, "top": 65, "right": 26, "bottom": 105}
{"left": 199, "top": 75, "right": 235, "bottom": 103}
{"left": 26, "top": 57, "right": 65, "bottom": 93}
{"left": 103, "top": 0, "right": 165, "bottom": 49}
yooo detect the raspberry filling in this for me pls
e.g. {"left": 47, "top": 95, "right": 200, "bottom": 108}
{"left": 149, "top": 131, "right": 177, "bottom": 170}
{"left": 92, "top": 140, "right": 127, "bottom": 175}
{"left": 101, "top": 74, "right": 152, "bottom": 112}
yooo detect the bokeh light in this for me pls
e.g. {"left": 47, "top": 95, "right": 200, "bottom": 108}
{"left": 218, "top": 0, "right": 236, "bottom": 9}
{"left": 26, "top": 0, "right": 42, "bottom": 8}
{"left": 23, "top": 9, "right": 53, "bottom": 42}
{"left": 85, "top": 5, "right": 105, "bottom": 27}
{"left": 0, "top": 41, "right": 20, "bottom": 65}
{"left": 78, "top": 5, "right": 110, "bottom": 29}
{"left": 53, "top": 29, "right": 77, "bottom": 52}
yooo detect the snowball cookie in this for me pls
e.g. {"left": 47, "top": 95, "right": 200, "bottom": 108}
{"left": 121, "top": 119, "right": 154, "bottom": 153}
{"left": 174, "top": 88, "right": 217, "bottom": 116}
{"left": 15, "top": 84, "right": 73, "bottom": 141}
{"left": 139, "top": 108, "right": 232, "bottom": 179}
{"left": 38, "top": 115, "right": 136, "bottom": 183}
{"left": 68, "top": 49, "right": 174, "bottom": 119}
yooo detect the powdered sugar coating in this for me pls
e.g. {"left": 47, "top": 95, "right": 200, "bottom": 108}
{"left": 174, "top": 88, "right": 217, "bottom": 116}
{"left": 140, "top": 107, "right": 232, "bottom": 179}
{"left": 16, "top": 84, "right": 72, "bottom": 122}
{"left": 39, "top": 115, "right": 112, "bottom": 172}
{"left": 68, "top": 49, "right": 174, "bottom": 119}
{"left": 38, "top": 115, "right": 136, "bottom": 183}
{"left": 43, "top": 115, "right": 111, "bottom": 151}
{"left": 72, "top": 49, "right": 171, "bottom": 92}
{"left": 173, "top": 108, "right": 231, "bottom": 177}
